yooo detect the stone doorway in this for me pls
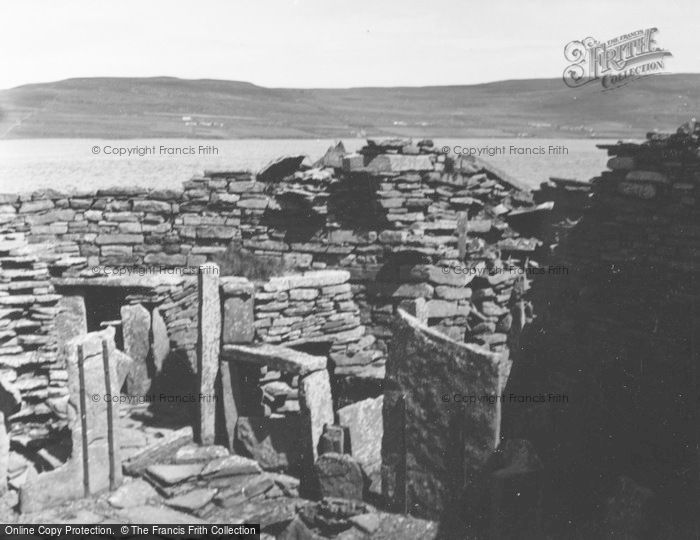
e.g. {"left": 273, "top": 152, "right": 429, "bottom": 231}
{"left": 53, "top": 278, "right": 198, "bottom": 424}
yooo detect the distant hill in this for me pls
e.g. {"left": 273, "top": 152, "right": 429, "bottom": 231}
{"left": 1, "top": 74, "right": 698, "bottom": 139}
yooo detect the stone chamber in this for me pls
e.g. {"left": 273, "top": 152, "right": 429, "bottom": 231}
{"left": 0, "top": 125, "right": 697, "bottom": 538}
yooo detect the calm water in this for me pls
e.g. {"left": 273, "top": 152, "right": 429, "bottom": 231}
{"left": 0, "top": 138, "right": 621, "bottom": 194}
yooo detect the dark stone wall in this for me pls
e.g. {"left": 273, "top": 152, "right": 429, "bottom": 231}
{"left": 504, "top": 122, "right": 700, "bottom": 536}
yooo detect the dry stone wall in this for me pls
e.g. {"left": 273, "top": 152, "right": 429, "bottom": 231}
{"left": 504, "top": 120, "right": 700, "bottom": 534}
{"left": 0, "top": 233, "right": 66, "bottom": 442}
{"left": 0, "top": 138, "right": 544, "bottom": 491}
{"left": 0, "top": 141, "right": 540, "bottom": 370}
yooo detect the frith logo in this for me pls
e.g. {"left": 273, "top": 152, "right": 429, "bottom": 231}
{"left": 563, "top": 28, "right": 672, "bottom": 91}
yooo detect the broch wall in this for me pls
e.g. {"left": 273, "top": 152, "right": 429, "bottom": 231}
{"left": 0, "top": 139, "right": 541, "bottom": 451}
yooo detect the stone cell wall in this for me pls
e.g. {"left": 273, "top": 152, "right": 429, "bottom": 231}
{"left": 0, "top": 139, "right": 544, "bottom": 470}
{"left": 505, "top": 121, "right": 700, "bottom": 528}
{"left": 0, "top": 141, "right": 540, "bottom": 368}
{"left": 0, "top": 233, "right": 65, "bottom": 442}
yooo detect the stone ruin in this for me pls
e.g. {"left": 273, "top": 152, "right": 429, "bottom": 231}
{"left": 0, "top": 125, "right": 695, "bottom": 536}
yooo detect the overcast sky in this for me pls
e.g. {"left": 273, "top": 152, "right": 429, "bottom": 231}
{"left": 0, "top": 0, "right": 697, "bottom": 90}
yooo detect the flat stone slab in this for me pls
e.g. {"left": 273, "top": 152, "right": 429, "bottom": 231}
{"left": 223, "top": 344, "right": 326, "bottom": 375}
{"left": 200, "top": 455, "right": 262, "bottom": 478}
{"left": 366, "top": 154, "right": 434, "bottom": 173}
{"left": 145, "top": 463, "right": 204, "bottom": 486}
{"left": 173, "top": 444, "right": 229, "bottom": 464}
{"left": 52, "top": 276, "right": 190, "bottom": 288}
{"left": 264, "top": 270, "right": 350, "bottom": 292}
{"left": 165, "top": 488, "right": 217, "bottom": 512}
{"left": 257, "top": 155, "right": 307, "bottom": 182}
{"left": 123, "top": 426, "right": 193, "bottom": 476}
{"left": 118, "top": 504, "right": 207, "bottom": 525}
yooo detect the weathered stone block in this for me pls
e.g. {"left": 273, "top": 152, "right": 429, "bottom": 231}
{"left": 289, "top": 288, "right": 319, "bottom": 301}
{"left": 238, "top": 198, "right": 269, "bottom": 210}
{"left": 19, "top": 200, "right": 54, "bottom": 213}
{"left": 366, "top": 154, "right": 434, "bottom": 173}
{"left": 286, "top": 270, "right": 350, "bottom": 289}
{"left": 315, "top": 453, "right": 365, "bottom": 501}
{"left": 95, "top": 234, "right": 143, "bottom": 245}
{"left": 196, "top": 226, "right": 236, "bottom": 240}
{"left": 434, "top": 286, "right": 473, "bottom": 300}
{"left": 143, "top": 253, "right": 187, "bottom": 266}
{"left": 132, "top": 200, "right": 172, "bottom": 213}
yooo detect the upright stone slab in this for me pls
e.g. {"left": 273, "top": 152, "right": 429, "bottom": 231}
{"left": 56, "top": 295, "right": 87, "bottom": 363}
{"left": 221, "top": 277, "right": 254, "bottom": 344}
{"left": 338, "top": 396, "right": 383, "bottom": 493}
{"left": 121, "top": 303, "right": 152, "bottom": 395}
{"left": 197, "top": 263, "right": 221, "bottom": 444}
{"left": 151, "top": 307, "right": 170, "bottom": 375}
{"left": 20, "top": 328, "right": 122, "bottom": 512}
{"left": 299, "top": 368, "right": 333, "bottom": 495}
{"left": 382, "top": 310, "right": 502, "bottom": 524}
{"left": 299, "top": 369, "right": 334, "bottom": 463}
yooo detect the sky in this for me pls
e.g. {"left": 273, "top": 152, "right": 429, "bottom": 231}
{"left": 0, "top": 0, "right": 698, "bottom": 90}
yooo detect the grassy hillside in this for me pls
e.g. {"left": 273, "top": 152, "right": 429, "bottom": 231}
{"left": 1, "top": 74, "right": 698, "bottom": 139}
